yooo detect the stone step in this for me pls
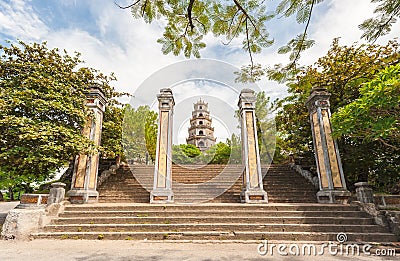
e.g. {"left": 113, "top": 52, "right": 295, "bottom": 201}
{"left": 100, "top": 186, "right": 315, "bottom": 191}
{"left": 98, "top": 196, "right": 150, "bottom": 200}
{"left": 99, "top": 187, "right": 316, "bottom": 192}
{"left": 42, "top": 223, "right": 387, "bottom": 233}
{"left": 171, "top": 190, "right": 315, "bottom": 194}
{"left": 98, "top": 195, "right": 315, "bottom": 202}
{"left": 59, "top": 210, "right": 370, "bottom": 218}
{"left": 64, "top": 204, "right": 360, "bottom": 212}
{"left": 98, "top": 164, "right": 318, "bottom": 203}
{"left": 52, "top": 216, "right": 375, "bottom": 225}
{"left": 96, "top": 198, "right": 316, "bottom": 204}
{"left": 32, "top": 231, "right": 398, "bottom": 242}
{"left": 97, "top": 198, "right": 318, "bottom": 203}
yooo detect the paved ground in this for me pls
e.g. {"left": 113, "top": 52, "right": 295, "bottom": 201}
{"left": 0, "top": 202, "right": 398, "bottom": 260}
{"left": 0, "top": 240, "right": 397, "bottom": 261}
{"left": 0, "top": 201, "right": 19, "bottom": 224}
{"left": 0, "top": 201, "right": 19, "bottom": 213}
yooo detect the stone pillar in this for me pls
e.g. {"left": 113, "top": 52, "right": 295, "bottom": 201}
{"left": 238, "top": 89, "right": 268, "bottom": 203}
{"left": 150, "top": 88, "right": 174, "bottom": 203}
{"left": 355, "top": 182, "right": 374, "bottom": 204}
{"left": 67, "top": 86, "right": 107, "bottom": 204}
{"left": 47, "top": 182, "right": 66, "bottom": 205}
{"left": 306, "top": 87, "right": 350, "bottom": 204}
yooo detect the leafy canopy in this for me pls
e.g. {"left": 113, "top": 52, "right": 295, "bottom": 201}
{"left": 122, "top": 105, "right": 158, "bottom": 163}
{"left": 331, "top": 63, "right": 400, "bottom": 150}
{"left": 0, "top": 41, "right": 118, "bottom": 190}
{"left": 119, "top": 0, "right": 400, "bottom": 79}
{"left": 273, "top": 39, "right": 400, "bottom": 192}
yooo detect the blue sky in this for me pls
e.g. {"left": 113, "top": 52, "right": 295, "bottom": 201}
{"left": 2, "top": 0, "right": 399, "bottom": 100}
{"left": 1, "top": 0, "right": 399, "bottom": 102}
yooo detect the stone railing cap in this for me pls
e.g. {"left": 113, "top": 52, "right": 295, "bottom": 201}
{"left": 354, "top": 182, "right": 370, "bottom": 187}
{"left": 51, "top": 182, "right": 66, "bottom": 188}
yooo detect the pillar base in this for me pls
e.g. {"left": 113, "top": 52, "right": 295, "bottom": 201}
{"left": 317, "top": 189, "right": 351, "bottom": 204}
{"left": 241, "top": 189, "right": 268, "bottom": 204}
{"left": 66, "top": 189, "right": 98, "bottom": 204}
{"left": 150, "top": 189, "right": 174, "bottom": 204}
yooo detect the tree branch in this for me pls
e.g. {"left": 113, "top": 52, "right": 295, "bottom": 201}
{"left": 227, "top": 9, "right": 240, "bottom": 31}
{"left": 187, "top": 0, "right": 196, "bottom": 31}
{"left": 371, "top": 2, "right": 400, "bottom": 43}
{"left": 193, "top": 18, "right": 206, "bottom": 32}
{"left": 288, "top": 0, "right": 315, "bottom": 69}
{"left": 245, "top": 19, "right": 254, "bottom": 77}
{"left": 114, "top": 0, "right": 141, "bottom": 9}
{"left": 232, "top": 0, "right": 271, "bottom": 44}
{"left": 141, "top": 0, "right": 148, "bottom": 16}
{"left": 378, "top": 137, "right": 399, "bottom": 151}
{"left": 222, "top": 14, "right": 244, "bottom": 45}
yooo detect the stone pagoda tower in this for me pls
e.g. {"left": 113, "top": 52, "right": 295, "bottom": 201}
{"left": 186, "top": 99, "right": 216, "bottom": 151}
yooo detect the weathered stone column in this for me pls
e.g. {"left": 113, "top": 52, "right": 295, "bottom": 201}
{"left": 355, "top": 182, "right": 374, "bottom": 204}
{"left": 150, "top": 88, "right": 174, "bottom": 203}
{"left": 306, "top": 87, "right": 350, "bottom": 204}
{"left": 47, "top": 182, "right": 66, "bottom": 205}
{"left": 238, "top": 89, "right": 268, "bottom": 203}
{"left": 67, "top": 86, "right": 107, "bottom": 204}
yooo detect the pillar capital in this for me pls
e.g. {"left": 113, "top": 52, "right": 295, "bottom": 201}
{"left": 85, "top": 85, "right": 107, "bottom": 112}
{"left": 306, "top": 87, "right": 331, "bottom": 112}
{"left": 238, "top": 88, "right": 257, "bottom": 110}
{"left": 157, "top": 88, "right": 175, "bottom": 110}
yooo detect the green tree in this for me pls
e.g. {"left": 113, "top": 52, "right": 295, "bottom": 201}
{"left": 254, "top": 91, "right": 276, "bottom": 163}
{"left": 332, "top": 63, "right": 400, "bottom": 192}
{"left": 331, "top": 63, "right": 400, "bottom": 150}
{"left": 145, "top": 109, "right": 158, "bottom": 162}
{"left": 100, "top": 105, "right": 125, "bottom": 159}
{"left": 226, "top": 134, "right": 242, "bottom": 164}
{"left": 119, "top": 0, "right": 400, "bottom": 78}
{"left": 210, "top": 142, "right": 231, "bottom": 164}
{"left": 122, "top": 105, "right": 158, "bottom": 163}
{"left": 98, "top": 79, "right": 131, "bottom": 160}
{"left": 273, "top": 39, "right": 400, "bottom": 192}
{"left": 172, "top": 144, "right": 202, "bottom": 164}
{"left": 0, "top": 41, "right": 118, "bottom": 199}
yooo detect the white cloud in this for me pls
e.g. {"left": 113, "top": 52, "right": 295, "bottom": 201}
{"left": 0, "top": 0, "right": 48, "bottom": 40}
{"left": 47, "top": 2, "right": 182, "bottom": 96}
{"left": 1, "top": 0, "right": 399, "bottom": 104}
{"left": 0, "top": 0, "right": 183, "bottom": 97}
{"left": 300, "top": 0, "right": 400, "bottom": 65}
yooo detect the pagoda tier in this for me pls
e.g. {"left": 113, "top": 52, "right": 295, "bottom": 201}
{"left": 186, "top": 99, "right": 216, "bottom": 151}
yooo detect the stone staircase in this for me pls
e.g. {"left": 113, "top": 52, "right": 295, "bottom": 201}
{"left": 33, "top": 203, "right": 398, "bottom": 242}
{"left": 32, "top": 164, "right": 399, "bottom": 242}
{"left": 98, "top": 164, "right": 318, "bottom": 203}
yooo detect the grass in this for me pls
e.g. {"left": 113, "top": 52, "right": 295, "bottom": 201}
{"left": 382, "top": 207, "right": 400, "bottom": 211}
